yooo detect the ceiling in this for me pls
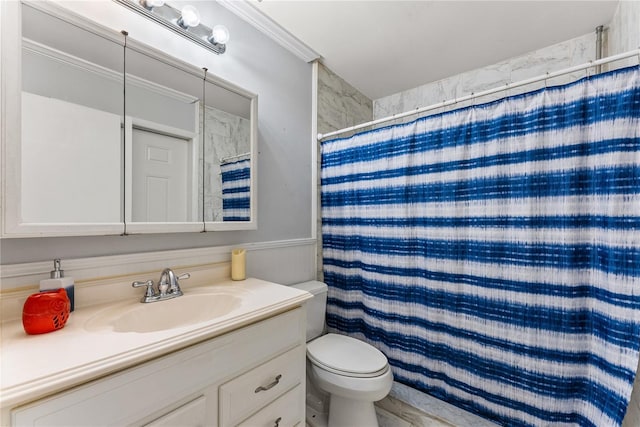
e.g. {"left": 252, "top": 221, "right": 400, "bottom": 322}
{"left": 251, "top": 0, "right": 619, "bottom": 100}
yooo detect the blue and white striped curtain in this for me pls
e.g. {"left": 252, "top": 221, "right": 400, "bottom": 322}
{"left": 220, "top": 157, "right": 251, "bottom": 221}
{"left": 321, "top": 66, "right": 640, "bottom": 426}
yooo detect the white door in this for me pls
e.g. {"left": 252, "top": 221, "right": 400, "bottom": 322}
{"left": 131, "top": 128, "right": 189, "bottom": 222}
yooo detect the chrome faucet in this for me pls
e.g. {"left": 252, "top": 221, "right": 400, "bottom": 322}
{"left": 158, "top": 268, "right": 187, "bottom": 297}
{"left": 132, "top": 268, "right": 190, "bottom": 303}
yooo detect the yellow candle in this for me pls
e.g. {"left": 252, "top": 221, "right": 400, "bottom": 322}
{"left": 231, "top": 248, "right": 246, "bottom": 281}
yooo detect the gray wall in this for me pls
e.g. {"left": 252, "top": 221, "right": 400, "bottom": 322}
{"left": 1, "top": 1, "right": 313, "bottom": 264}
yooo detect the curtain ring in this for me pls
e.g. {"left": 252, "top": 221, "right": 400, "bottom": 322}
{"left": 544, "top": 72, "right": 550, "bottom": 89}
{"left": 444, "top": 97, "right": 456, "bottom": 116}
{"left": 586, "top": 60, "right": 593, "bottom": 78}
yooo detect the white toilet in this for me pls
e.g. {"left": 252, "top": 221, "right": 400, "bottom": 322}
{"left": 292, "top": 281, "right": 393, "bottom": 427}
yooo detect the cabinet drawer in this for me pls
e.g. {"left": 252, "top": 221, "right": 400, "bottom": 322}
{"left": 237, "top": 384, "right": 303, "bottom": 427}
{"left": 219, "top": 346, "right": 305, "bottom": 427}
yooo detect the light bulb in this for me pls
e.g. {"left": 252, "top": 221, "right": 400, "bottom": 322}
{"left": 177, "top": 5, "right": 200, "bottom": 29}
{"left": 140, "top": 0, "right": 164, "bottom": 9}
{"left": 209, "top": 25, "right": 230, "bottom": 45}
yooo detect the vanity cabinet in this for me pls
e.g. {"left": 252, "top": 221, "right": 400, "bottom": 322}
{"left": 144, "top": 396, "right": 208, "bottom": 427}
{"left": 10, "top": 308, "right": 306, "bottom": 427}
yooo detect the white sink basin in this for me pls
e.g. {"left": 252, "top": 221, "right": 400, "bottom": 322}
{"left": 85, "top": 290, "right": 243, "bottom": 333}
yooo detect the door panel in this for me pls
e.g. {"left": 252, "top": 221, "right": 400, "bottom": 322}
{"left": 132, "top": 128, "right": 189, "bottom": 222}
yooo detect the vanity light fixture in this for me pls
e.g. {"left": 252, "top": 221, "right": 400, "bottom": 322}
{"left": 140, "top": 0, "right": 164, "bottom": 10}
{"left": 208, "top": 25, "right": 230, "bottom": 51}
{"left": 177, "top": 5, "right": 200, "bottom": 29}
{"left": 115, "top": 0, "right": 230, "bottom": 55}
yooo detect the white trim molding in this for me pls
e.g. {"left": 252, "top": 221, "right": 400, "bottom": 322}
{"left": 0, "top": 238, "right": 317, "bottom": 290}
{"left": 217, "top": 0, "right": 321, "bottom": 63}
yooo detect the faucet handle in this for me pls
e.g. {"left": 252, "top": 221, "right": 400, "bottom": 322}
{"left": 169, "top": 273, "right": 190, "bottom": 295}
{"left": 132, "top": 279, "right": 156, "bottom": 302}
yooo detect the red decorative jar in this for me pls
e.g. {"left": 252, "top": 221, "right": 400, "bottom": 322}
{"left": 22, "top": 288, "right": 71, "bottom": 335}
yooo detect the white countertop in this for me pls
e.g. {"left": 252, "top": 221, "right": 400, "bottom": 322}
{"left": 1, "top": 278, "right": 311, "bottom": 409}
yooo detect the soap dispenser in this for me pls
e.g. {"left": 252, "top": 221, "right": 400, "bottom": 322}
{"left": 40, "top": 259, "right": 75, "bottom": 312}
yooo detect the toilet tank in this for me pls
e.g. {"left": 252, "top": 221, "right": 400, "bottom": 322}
{"left": 291, "top": 281, "right": 328, "bottom": 341}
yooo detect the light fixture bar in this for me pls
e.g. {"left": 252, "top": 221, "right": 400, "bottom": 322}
{"left": 113, "top": 0, "right": 226, "bottom": 54}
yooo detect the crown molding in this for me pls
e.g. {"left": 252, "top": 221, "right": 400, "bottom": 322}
{"left": 217, "top": 0, "right": 320, "bottom": 63}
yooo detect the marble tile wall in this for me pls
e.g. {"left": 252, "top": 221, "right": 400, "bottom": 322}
{"left": 200, "top": 105, "right": 251, "bottom": 222}
{"left": 374, "top": 32, "right": 595, "bottom": 120}
{"left": 316, "top": 62, "right": 373, "bottom": 280}
{"left": 608, "top": 0, "right": 640, "bottom": 70}
{"left": 317, "top": 62, "right": 373, "bottom": 135}
{"left": 375, "top": 2, "right": 640, "bottom": 122}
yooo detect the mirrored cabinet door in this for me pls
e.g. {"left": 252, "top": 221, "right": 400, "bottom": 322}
{"left": 203, "top": 78, "right": 257, "bottom": 231}
{"left": 123, "top": 42, "right": 204, "bottom": 233}
{"left": 11, "top": 3, "right": 125, "bottom": 235}
{"left": 2, "top": 1, "right": 258, "bottom": 237}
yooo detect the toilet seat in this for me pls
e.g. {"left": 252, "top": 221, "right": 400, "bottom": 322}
{"left": 307, "top": 333, "right": 389, "bottom": 378}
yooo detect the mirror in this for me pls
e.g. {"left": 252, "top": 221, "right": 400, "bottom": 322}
{"left": 203, "top": 78, "right": 253, "bottom": 224}
{"left": 20, "top": 3, "right": 124, "bottom": 227}
{"left": 124, "top": 43, "right": 204, "bottom": 232}
{"left": 3, "top": 1, "right": 257, "bottom": 237}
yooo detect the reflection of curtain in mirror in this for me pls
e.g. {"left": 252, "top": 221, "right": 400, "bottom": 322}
{"left": 202, "top": 105, "right": 251, "bottom": 222}
{"left": 220, "top": 157, "right": 250, "bottom": 221}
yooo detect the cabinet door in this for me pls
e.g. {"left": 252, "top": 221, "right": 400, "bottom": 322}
{"left": 144, "top": 396, "right": 206, "bottom": 427}
{"left": 3, "top": 1, "right": 126, "bottom": 237}
{"left": 11, "top": 341, "right": 227, "bottom": 426}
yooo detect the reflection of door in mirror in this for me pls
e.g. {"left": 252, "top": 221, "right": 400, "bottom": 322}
{"left": 21, "top": 4, "right": 124, "bottom": 224}
{"left": 203, "top": 80, "right": 252, "bottom": 222}
{"left": 124, "top": 45, "right": 203, "bottom": 225}
{"left": 131, "top": 128, "right": 192, "bottom": 222}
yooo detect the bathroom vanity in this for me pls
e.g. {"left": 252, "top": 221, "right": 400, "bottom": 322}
{"left": 0, "top": 278, "right": 311, "bottom": 426}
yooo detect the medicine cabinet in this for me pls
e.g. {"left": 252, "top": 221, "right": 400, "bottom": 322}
{"left": 0, "top": 1, "right": 257, "bottom": 237}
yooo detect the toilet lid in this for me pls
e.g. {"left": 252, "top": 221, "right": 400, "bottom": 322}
{"left": 307, "top": 334, "right": 389, "bottom": 377}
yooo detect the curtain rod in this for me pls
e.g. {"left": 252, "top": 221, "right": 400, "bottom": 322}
{"left": 318, "top": 48, "right": 640, "bottom": 141}
{"left": 220, "top": 152, "right": 250, "bottom": 164}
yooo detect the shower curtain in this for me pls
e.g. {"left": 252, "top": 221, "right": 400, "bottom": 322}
{"left": 321, "top": 65, "right": 640, "bottom": 426}
{"left": 220, "top": 157, "right": 250, "bottom": 221}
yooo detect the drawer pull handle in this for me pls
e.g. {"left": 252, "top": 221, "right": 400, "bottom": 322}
{"left": 254, "top": 374, "right": 282, "bottom": 393}
{"left": 274, "top": 417, "right": 282, "bottom": 427}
